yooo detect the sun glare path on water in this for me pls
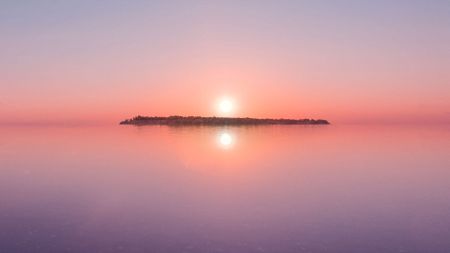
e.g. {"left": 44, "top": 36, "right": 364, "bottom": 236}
{"left": 217, "top": 131, "right": 234, "bottom": 149}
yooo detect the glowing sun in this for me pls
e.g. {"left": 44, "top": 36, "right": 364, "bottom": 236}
{"left": 217, "top": 97, "right": 235, "bottom": 115}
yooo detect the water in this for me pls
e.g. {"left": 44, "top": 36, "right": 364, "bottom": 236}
{"left": 1, "top": 124, "right": 449, "bottom": 252}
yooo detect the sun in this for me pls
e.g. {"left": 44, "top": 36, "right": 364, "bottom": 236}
{"left": 220, "top": 100, "right": 233, "bottom": 113}
{"left": 217, "top": 97, "right": 234, "bottom": 115}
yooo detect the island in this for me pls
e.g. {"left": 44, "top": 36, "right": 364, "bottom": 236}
{"left": 120, "top": 116, "right": 329, "bottom": 125}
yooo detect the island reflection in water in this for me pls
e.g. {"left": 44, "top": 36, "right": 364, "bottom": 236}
{"left": 0, "top": 124, "right": 449, "bottom": 252}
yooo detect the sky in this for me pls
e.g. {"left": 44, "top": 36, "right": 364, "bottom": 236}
{"left": 1, "top": 0, "right": 449, "bottom": 124}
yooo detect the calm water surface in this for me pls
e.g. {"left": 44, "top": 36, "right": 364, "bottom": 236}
{"left": 1, "top": 124, "right": 449, "bottom": 253}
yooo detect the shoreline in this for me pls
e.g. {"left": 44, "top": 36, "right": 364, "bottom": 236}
{"left": 120, "top": 116, "right": 330, "bottom": 126}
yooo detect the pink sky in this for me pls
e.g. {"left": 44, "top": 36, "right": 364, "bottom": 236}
{"left": 1, "top": 1, "right": 449, "bottom": 124}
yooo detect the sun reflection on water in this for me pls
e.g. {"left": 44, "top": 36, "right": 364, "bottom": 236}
{"left": 217, "top": 131, "right": 234, "bottom": 149}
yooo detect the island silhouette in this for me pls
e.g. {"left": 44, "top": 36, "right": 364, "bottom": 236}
{"left": 120, "top": 116, "right": 329, "bottom": 125}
